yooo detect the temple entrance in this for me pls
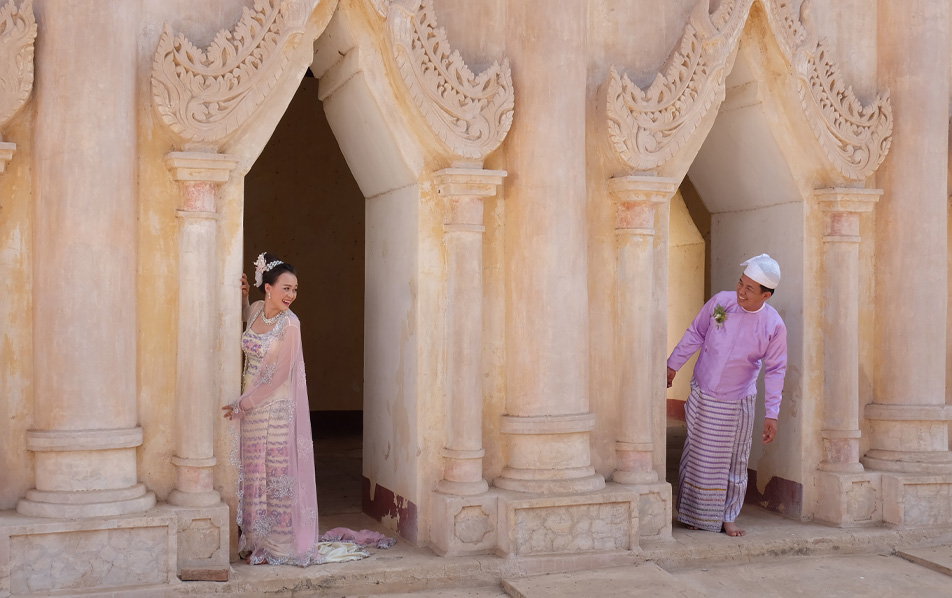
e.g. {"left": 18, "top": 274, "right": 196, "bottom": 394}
{"left": 663, "top": 30, "right": 808, "bottom": 521}
{"left": 243, "top": 72, "right": 366, "bottom": 517}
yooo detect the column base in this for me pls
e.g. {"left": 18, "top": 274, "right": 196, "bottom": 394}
{"left": 814, "top": 470, "right": 882, "bottom": 527}
{"left": 880, "top": 472, "right": 952, "bottom": 527}
{"left": 496, "top": 414, "right": 604, "bottom": 494}
{"left": 493, "top": 469, "right": 605, "bottom": 495}
{"left": 168, "top": 489, "right": 222, "bottom": 508}
{"left": 0, "top": 507, "right": 176, "bottom": 596}
{"left": 862, "top": 450, "right": 952, "bottom": 474}
{"left": 818, "top": 461, "right": 865, "bottom": 474}
{"left": 436, "top": 478, "right": 490, "bottom": 496}
{"left": 612, "top": 446, "right": 659, "bottom": 485}
{"left": 496, "top": 485, "right": 641, "bottom": 557}
{"left": 430, "top": 491, "right": 498, "bottom": 556}
{"left": 168, "top": 502, "right": 230, "bottom": 581}
{"left": 611, "top": 480, "right": 671, "bottom": 540}
{"left": 17, "top": 483, "right": 156, "bottom": 519}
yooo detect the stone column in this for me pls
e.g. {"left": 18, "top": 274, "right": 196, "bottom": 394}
{"left": 609, "top": 176, "right": 678, "bottom": 484}
{"left": 866, "top": 0, "right": 952, "bottom": 476}
{"left": 162, "top": 152, "right": 234, "bottom": 580}
{"left": 434, "top": 168, "right": 506, "bottom": 496}
{"left": 166, "top": 152, "right": 238, "bottom": 507}
{"left": 18, "top": 0, "right": 155, "bottom": 518}
{"left": 496, "top": 0, "right": 603, "bottom": 494}
{"left": 816, "top": 188, "right": 880, "bottom": 473}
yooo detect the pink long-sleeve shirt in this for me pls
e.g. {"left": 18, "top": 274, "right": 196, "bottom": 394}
{"left": 667, "top": 290, "right": 787, "bottom": 419}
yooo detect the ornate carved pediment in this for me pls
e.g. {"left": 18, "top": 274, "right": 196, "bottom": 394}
{"left": 379, "top": 0, "right": 514, "bottom": 163}
{"left": 607, "top": 0, "right": 892, "bottom": 181}
{"left": 0, "top": 0, "right": 36, "bottom": 130}
{"left": 606, "top": 0, "right": 751, "bottom": 173}
{"left": 763, "top": 0, "right": 892, "bottom": 180}
{"left": 151, "top": 0, "right": 307, "bottom": 146}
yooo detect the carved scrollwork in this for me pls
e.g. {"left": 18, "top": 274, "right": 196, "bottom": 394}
{"left": 605, "top": 0, "right": 752, "bottom": 172}
{"left": 383, "top": 0, "right": 514, "bottom": 162}
{"left": 151, "top": 0, "right": 307, "bottom": 145}
{"left": 607, "top": 0, "right": 892, "bottom": 180}
{"left": 763, "top": 0, "right": 892, "bottom": 180}
{"left": 0, "top": 0, "right": 36, "bottom": 130}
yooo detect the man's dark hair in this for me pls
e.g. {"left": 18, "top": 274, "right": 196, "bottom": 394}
{"left": 760, "top": 284, "right": 775, "bottom": 296}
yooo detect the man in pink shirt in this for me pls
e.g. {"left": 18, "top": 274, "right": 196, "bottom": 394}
{"left": 666, "top": 254, "right": 787, "bottom": 537}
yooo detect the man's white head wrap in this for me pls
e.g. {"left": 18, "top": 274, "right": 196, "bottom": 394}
{"left": 740, "top": 253, "right": 781, "bottom": 290}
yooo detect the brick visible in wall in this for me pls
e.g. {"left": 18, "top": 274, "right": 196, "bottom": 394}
{"left": 745, "top": 469, "right": 802, "bottom": 519}
{"left": 362, "top": 476, "right": 418, "bottom": 543}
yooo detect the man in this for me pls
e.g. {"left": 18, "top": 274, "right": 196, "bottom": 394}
{"left": 666, "top": 253, "right": 787, "bottom": 537}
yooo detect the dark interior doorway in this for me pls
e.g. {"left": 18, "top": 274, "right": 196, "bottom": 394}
{"left": 243, "top": 72, "right": 366, "bottom": 515}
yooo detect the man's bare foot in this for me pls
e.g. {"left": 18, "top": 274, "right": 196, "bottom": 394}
{"left": 723, "top": 521, "right": 746, "bottom": 537}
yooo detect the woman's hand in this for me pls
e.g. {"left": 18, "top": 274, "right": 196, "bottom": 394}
{"left": 240, "top": 273, "right": 250, "bottom": 309}
{"left": 222, "top": 404, "right": 244, "bottom": 420}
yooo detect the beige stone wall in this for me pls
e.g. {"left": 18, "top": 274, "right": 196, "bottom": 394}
{"left": 0, "top": 94, "right": 33, "bottom": 511}
{"left": 666, "top": 192, "right": 706, "bottom": 410}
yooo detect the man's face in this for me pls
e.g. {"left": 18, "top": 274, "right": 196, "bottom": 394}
{"left": 736, "top": 274, "right": 771, "bottom": 311}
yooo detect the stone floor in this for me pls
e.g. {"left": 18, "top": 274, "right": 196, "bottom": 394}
{"left": 165, "top": 423, "right": 952, "bottom": 597}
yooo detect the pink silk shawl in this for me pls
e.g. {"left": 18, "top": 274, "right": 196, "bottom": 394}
{"left": 234, "top": 304, "right": 321, "bottom": 561}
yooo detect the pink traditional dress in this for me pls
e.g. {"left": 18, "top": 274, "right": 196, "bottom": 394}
{"left": 232, "top": 301, "right": 391, "bottom": 565}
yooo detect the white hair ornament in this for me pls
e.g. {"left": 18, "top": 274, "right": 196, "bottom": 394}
{"left": 253, "top": 252, "right": 284, "bottom": 287}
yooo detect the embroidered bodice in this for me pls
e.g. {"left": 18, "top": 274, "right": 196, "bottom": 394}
{"left": 241, "top": 304, "right": 291, "bottom": 394}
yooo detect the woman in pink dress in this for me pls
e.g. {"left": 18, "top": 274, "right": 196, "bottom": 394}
{"left": 223, "top": 252, "right": 391, "bottom": 566}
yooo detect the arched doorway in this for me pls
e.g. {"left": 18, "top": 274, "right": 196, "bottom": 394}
{"left": 243, "top": 70, "right": 367, "bottom": 517}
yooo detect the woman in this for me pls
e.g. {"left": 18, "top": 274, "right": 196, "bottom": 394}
{"left": 223, "top": 252, "right": 389, "bottom": 565}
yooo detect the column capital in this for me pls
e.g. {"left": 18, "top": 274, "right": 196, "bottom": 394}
{"left": 607, "top": 175, "right": 679, "bottom": 204}
{"left": 0, "top": 141, "right": 15, "bottom": 174}
{"left": 165, "top": 151, "right": 239, "bottom": 183}
{"left": 434, "top": 167, "right": 507, "bottom": 198}
{"left": 609, "top": 176, "right": 678, "bottom": 234}
{"left": 814, "top": 187, "right": 882, "bottom": 213}
{"left": 815, "top": 188, "right": 881, "bottom": 243}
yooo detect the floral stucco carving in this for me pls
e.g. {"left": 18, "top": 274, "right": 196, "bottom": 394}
{"left": 607, "top": 0, "right": 892, "bottom": 181}
{"left": 0, "top": 0, "right": 36, "bottom": 130}
{"left": 151, "top": 0, "right": 307, "bottom": 146}
{"left": 380, "top": 0, "right": 514, "bottom": 163}
{"left": 605, "top": 0, "right": 750, "bottom": 172}
{"left": 763, "top": 0, "right": 891, "bottom": 180}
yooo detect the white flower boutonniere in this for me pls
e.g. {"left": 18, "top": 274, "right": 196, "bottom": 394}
{"left": 712, "top": 304, "right": 728, "bottom": 329}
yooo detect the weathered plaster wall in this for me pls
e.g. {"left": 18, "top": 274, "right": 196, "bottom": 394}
{"left": 244, "top": 76, "right": 366, "bottom": 413}
{"left": 362, "top": 183, "right": 422, "bottom": 536}
{"left": 0, "top": 97, "right": 33, "bottom": 510}
{"left": 666, "top": 192, "right": 706, "bottom": 414}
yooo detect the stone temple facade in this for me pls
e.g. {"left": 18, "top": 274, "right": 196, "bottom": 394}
{"left": 0, "top": 0, "right": 950, "bottom": 594}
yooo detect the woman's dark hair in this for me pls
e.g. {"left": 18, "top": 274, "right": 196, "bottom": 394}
{"left": 257, "top": 252, "right": 296, "bottom": 293}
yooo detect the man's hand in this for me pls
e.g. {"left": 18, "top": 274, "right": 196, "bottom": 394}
{"left": 666, "top": 367, "right": 676, "bottom": 388}
{"left": 763, "top": 418, "right": 778, "bottom": 444}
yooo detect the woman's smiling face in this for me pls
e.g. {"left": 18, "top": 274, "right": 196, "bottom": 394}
{"left": 266, "top": 271, "right": 298, "bottom": 313}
